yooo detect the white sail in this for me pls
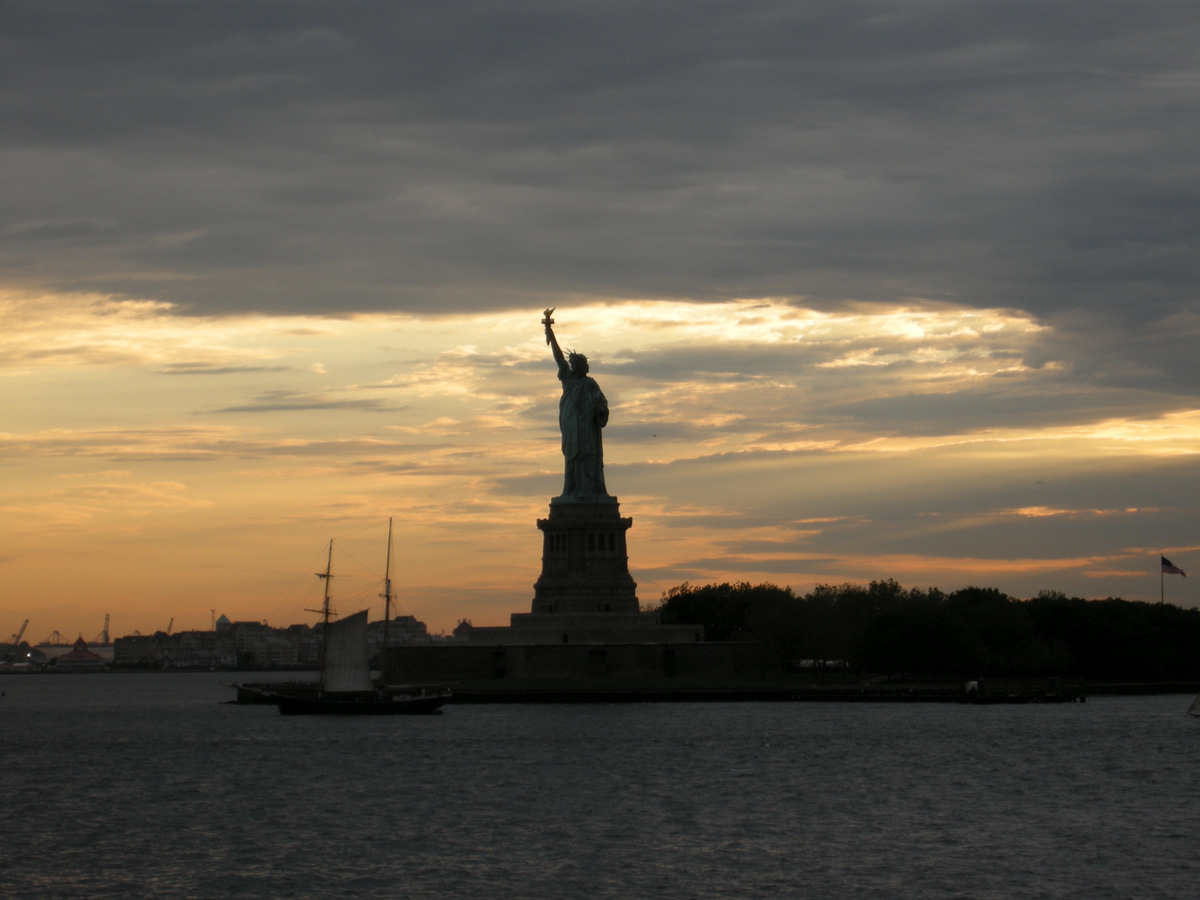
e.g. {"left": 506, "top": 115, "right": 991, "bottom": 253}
{"left": 321, "top": 609, "right": 374, "bottom": 693}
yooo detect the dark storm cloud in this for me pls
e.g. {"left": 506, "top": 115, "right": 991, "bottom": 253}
{"left": 3, "top": 1, "right": 1197, "bottom": 382}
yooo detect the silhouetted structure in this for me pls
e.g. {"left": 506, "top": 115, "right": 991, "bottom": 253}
{"left": 460, "top": 312, "right": 699, "bottom": 648}
{"left": 385, "top": 312, "right": 710, "bottom": 683}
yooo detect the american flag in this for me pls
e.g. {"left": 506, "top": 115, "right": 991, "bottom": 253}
{"left": 1161, "top": 556, "right": 1187, "bottom": 577}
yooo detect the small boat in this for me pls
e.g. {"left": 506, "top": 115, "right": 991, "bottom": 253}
{"left": 262, "top": 524, "right": 450, "bottom": 716}
{"left": 959, "top": 677, "right": 1085, "bottom": 704}
{"left": 271, "top": 608, "right": 449, "bottom": 715}
{"left": 1188, "top": 692, "right": 1200, "bottom": 717}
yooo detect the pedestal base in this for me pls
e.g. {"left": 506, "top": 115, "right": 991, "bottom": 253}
{"left": 460, "top": 496, "right": 704, "bottom": 646}
{"left": 532, "top": 500, "right": 638, "bottom": 615}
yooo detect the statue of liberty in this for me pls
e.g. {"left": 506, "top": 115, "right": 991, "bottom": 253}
{"left": 543, "top": 308, "right": 613, "bottom": 502}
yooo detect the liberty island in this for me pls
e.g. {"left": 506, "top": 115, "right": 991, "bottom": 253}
{"left": 383, "top": 312, "right": 787, "bottom": 685}
{"left": 434, "top": 311, "right": 701, "bottom": 649}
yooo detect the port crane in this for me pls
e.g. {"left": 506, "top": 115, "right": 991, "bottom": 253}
{"left": 4, "top": 619, "right": 29, "bottom": 662}
{"left": 8, "top": 619, "right": 28, "bottom": 646}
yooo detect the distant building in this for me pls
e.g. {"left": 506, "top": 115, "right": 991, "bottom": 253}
{"left": 114, "top": 633, "right": 168, "bottom": 667}
{"left": 368, "top": 615, "right": 432, "bottom": 647}
{"left": 164, "top": 630, "right": 237, "bottom": 669}
{"left": 54, "top": 636, "right": 107, "bottom": 672}
{"left": 111, "top": 612, "right": 436, "bottom": 669}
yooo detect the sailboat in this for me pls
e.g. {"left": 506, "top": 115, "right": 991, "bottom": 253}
{"left": 272, "top": 609, "right": 448, "bottom": 715}
{"left": 1188, "top": 692, "right": 1200, "bottom": 717}
{"left": 266, "top": 522, "right": 450, "bottom": 715}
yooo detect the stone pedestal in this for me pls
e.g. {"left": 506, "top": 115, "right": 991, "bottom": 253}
{"left": 460, "top": 496, "right": 704, "bottom": 646}
{"left": 531, "top": 500, "right": 638, "bottom": 614}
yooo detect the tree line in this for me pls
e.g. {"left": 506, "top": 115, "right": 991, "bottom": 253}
{"left": 652, "top": 580, "right": 1200, "bottom": 680}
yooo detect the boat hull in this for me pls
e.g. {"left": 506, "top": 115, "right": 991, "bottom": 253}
{"left": 231, "top": 681, "right": 319, "bottom": 705}
{"left": 273, "top": 689, "right": 448, "bottom": 716}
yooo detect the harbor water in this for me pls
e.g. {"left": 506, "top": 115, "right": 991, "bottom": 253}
{"left": 2, "top": 673, "right": 1197, "bottom": 898}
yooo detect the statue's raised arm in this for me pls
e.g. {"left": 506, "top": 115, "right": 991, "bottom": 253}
{"left": 541, "top": 309, "right": 612, "bottom": 503}
{"left": 543, "top": 307, "right": 568, "bottom": 377}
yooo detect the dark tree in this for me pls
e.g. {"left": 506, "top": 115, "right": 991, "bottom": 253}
{"left": 656, "top": 579, "right": 1200, "bottom": 680}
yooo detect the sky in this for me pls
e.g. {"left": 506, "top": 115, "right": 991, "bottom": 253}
{"left": 2, "top": 0, "right": 1199, "bottom": 642}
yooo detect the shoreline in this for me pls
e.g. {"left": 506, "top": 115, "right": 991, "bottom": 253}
{"left": 7, "top": 667, "right": 1199, "bottom": 703}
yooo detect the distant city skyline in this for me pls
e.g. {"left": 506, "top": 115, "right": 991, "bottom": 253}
{"left": 3, "top": 2, "right": 1197, "bottom": 638}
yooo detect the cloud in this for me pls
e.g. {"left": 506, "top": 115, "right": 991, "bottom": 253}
{"left": 2, "top": 3, "right": 1194, "bottom": 389}
{"left": 208, "top": 388, "right": 400, "bottom": 415}
{"left": 159, "top": 363, "right": 291, "bottom": 375}
{"left": 1, "top": 472, "right": 212, "bottom": 530}
{"left": 0, "top": 290, "right": 330, "bottom": 369}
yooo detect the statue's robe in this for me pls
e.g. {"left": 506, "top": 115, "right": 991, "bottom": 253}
{"left": 558, "top": 370, "right": 609, "bottom": 500}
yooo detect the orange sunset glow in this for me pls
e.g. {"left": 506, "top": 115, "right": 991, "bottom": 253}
{"left": 3, "top": 4, "right": 1197, "bottom": 642}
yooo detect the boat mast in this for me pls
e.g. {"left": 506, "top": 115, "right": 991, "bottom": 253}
{"left": 315, "top": 539, "right": 333, "bottom": 677}
{"left": 381, "top": 518, "right": 393, "bottom": 654}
